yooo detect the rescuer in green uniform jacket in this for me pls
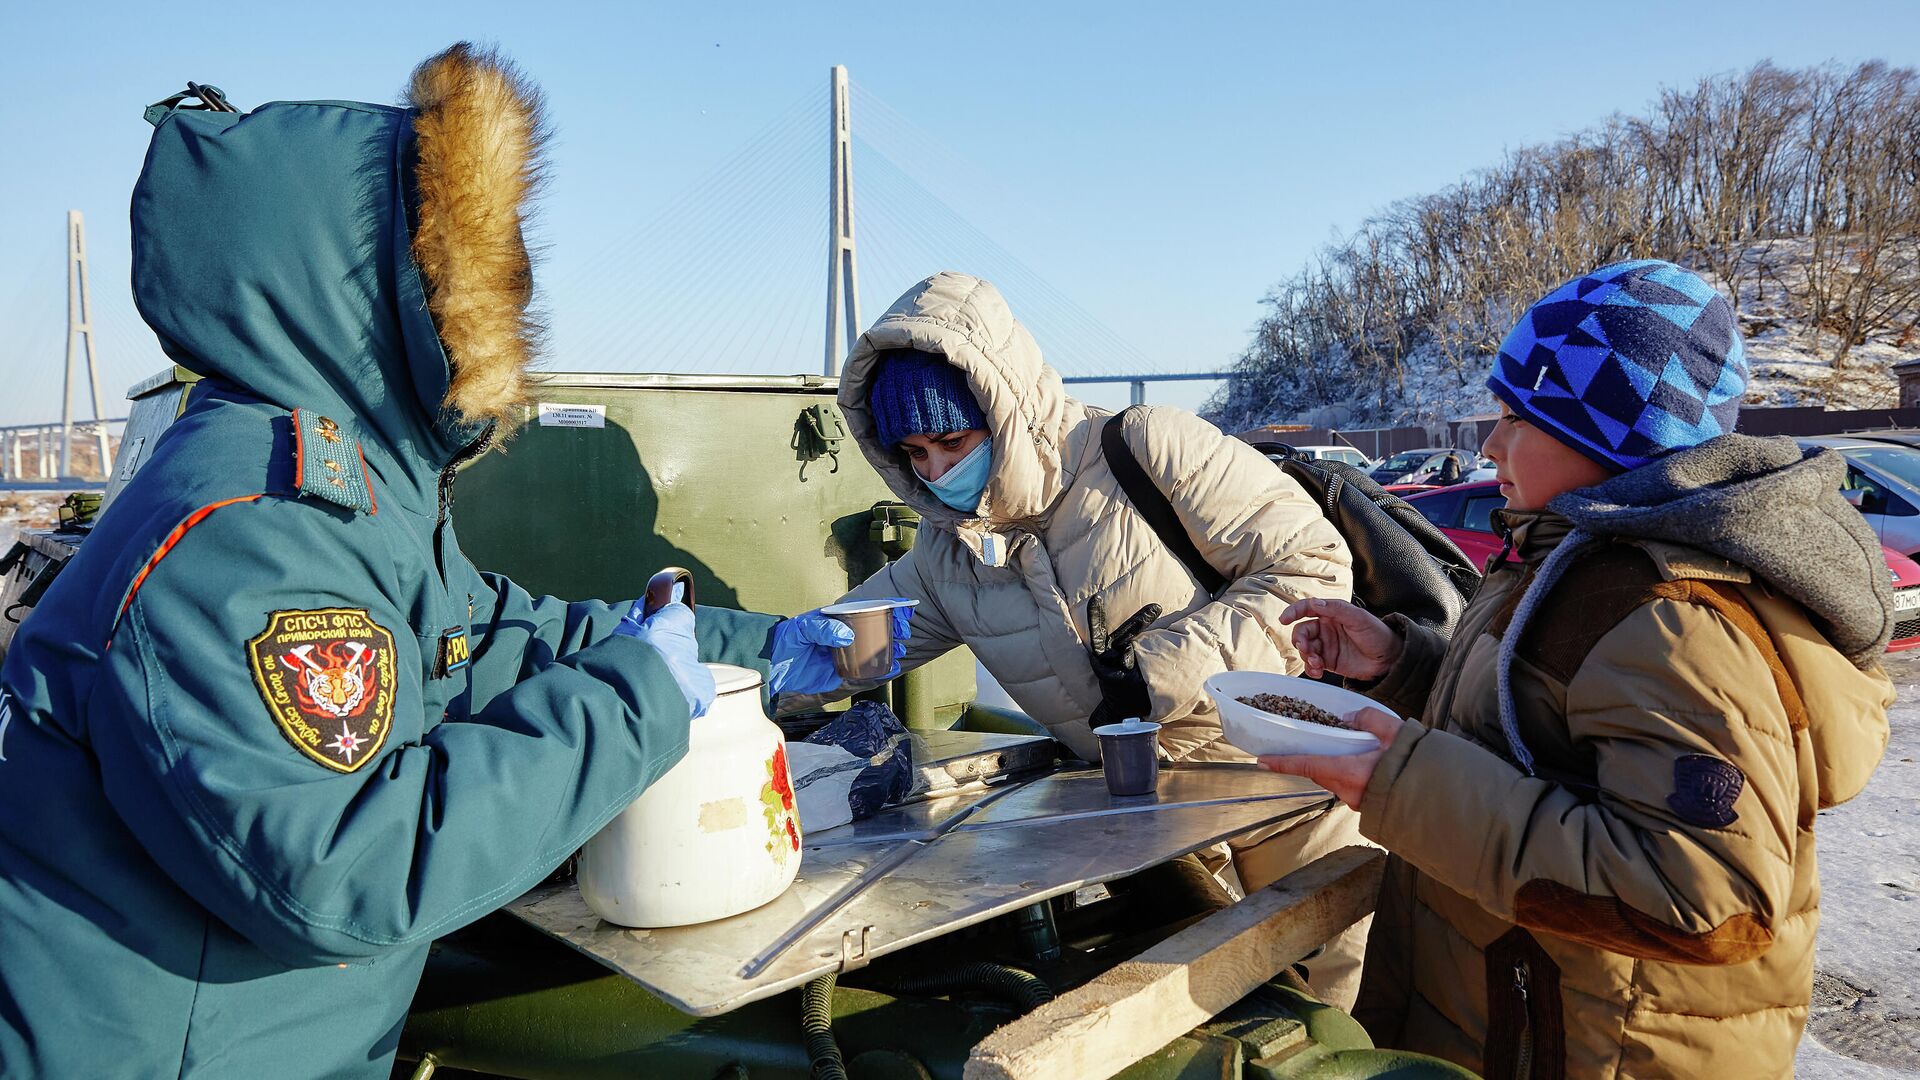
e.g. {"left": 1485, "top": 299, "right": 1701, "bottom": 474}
{"left": 0, "top": 46, "right": 782, "bottom": 1079}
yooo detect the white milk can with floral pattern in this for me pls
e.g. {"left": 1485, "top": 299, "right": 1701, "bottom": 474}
{"left": 577, "top": 663, "right": 802, "bottom": 927}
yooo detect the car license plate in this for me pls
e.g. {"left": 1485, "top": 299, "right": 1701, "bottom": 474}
{"left": 1895, "top": 588, "right": 1920, "bottom": 614}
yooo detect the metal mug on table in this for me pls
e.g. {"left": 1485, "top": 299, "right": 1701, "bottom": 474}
{"left": 1094, "top": 719, "right": 1162, "bottom": 797}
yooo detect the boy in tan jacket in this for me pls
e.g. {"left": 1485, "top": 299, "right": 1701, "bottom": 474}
{"left": 1263, "top": 260, "right": 1894, "bottom": 1078}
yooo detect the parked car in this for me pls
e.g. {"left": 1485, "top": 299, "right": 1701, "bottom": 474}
{"left": 1404, "top": 479, "right": 1920, "bottom": 651}
{"left": 1402, "top": 481, "right": 1512, "bottom": 567}
{"left": 1252, "top": 442, "right": 1375, "bottom": 472}
{"left": 1284, "top": 444, "right": 1375, "bottom": 470}
{"left": 1838, "top": 428, "right": 1920, "bottom": 454}
{"left": 1797, "top": 437, "right": 1920, "bottom": 558}
{"left": 1369, "top": 448, "right": 1473, "bottom": 486}
{"left": 1888, "top": 546, "right": 1920, "bottom": 652}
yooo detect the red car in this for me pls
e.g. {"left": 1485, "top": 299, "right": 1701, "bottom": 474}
{"left": 1402, "top": 481, "right": 1511, "bottom": 568}
{"left": 1887, "top": 547, "right": 1920, "bottom": 652}
{"left": 1404, "top": 482, "right": 1920, "bottom": 651}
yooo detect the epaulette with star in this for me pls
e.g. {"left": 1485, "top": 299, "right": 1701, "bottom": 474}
{"left": 292, "top": 408, "right": 378, "bottom": 515}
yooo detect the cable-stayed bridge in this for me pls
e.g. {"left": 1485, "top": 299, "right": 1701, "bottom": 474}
{"left": 1, "top": 68, "right": 1225, "bottom": 487}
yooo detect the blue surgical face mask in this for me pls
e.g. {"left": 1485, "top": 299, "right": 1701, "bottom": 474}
{"left": 920, "top": 438, "right": 992, "bottom": 513}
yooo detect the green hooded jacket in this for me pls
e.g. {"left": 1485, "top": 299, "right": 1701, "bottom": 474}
{"left": 0, "top": 51, "right": 778, "bottom": 1078}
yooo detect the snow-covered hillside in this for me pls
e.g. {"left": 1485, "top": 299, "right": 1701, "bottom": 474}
{"left": 1226, "top": 240, "right": 1913, "bottom": 433}
{"left": 1727, "top": 238, "right": 1909, "bottom": 410}
{"left": 1207, "top": 59, "right": 1920, "bottom": 434}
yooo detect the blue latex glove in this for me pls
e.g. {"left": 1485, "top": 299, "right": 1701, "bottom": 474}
{"left": 769, "top": 601, "right": 914, "bottom": 696}
{"left": 613, "top": 601, "right": 717, "bottom": 719}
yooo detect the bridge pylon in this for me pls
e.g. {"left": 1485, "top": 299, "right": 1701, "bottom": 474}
{"left": 824, "top": 65, "right": 860, "bottom": 377}
{"left": 61, "top": 210, "right": 110, "bottom": 481}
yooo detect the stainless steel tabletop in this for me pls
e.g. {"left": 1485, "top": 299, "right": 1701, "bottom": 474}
{"left": 904, "top": 729, "right": 1056, "bottom": 798}
{"left": 504, "top": 762, "right": 1333, "bottom": 1016}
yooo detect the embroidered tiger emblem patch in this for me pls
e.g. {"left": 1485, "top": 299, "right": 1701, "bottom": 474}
{"left": 289, "top": 639, "right": 377, "bottom": 718}
{"left": 247, "top": 608, "right": 397, "bottom": 773}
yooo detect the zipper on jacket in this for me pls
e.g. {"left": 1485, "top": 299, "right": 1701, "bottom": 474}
{"left": 437, "top": 423, "right": 497, "bottom": 526}
{"left": 431, "top": 423, "right": 497, "bottom": 584}
{"left": 1490, "top": 512, "right": 1518, "bottom": 569}
{"left": 1512, "top": 959, "right": 1534, "bottom": 1080}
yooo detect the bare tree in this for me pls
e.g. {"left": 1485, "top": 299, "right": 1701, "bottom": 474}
{"left": 1206, "top": 60, "right": 1920, "bottom": 432}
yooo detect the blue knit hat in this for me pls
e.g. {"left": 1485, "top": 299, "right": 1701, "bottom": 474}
{"left": 1487, "top": 259, "right": 1747, "bottom": 471}
{"left": 868, "top": 349, "right": 987, "bottom": 447}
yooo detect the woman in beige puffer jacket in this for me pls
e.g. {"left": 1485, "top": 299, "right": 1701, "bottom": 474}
{"left": 803, "top": 271, "right": 1372, "bottom": 1001}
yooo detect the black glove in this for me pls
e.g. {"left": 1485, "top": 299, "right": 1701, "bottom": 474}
{"left": 1086, "top": 595, "right": 1162, "bottom": 729}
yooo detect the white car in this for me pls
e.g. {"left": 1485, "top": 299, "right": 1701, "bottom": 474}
{"left": 1284, "top": 445, "right": 1374, "bottom": 470}
{"left": 1369, "top": 448, "right": 1473, "bottom": 486}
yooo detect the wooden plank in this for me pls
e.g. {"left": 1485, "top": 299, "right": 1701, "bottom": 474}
{"left": 963, "top": 845, "right": 1385, "bottom": 1080}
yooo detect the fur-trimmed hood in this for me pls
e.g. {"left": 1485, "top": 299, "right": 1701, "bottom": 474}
{"left": 132, "top": 43, "right": 545, "bottom": 493}
{"left": 406, "top": 44, "right": 547, "bottom": 433}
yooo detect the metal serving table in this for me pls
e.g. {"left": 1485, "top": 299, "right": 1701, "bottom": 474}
{"left": 505, "top": 756, "right": 1333, "bottom": 1016}
{"left": 903, "top": 729, "right": 1059, "bottom": 798}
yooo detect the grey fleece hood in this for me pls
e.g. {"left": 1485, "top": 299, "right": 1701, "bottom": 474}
{"left": 1496, "top": 434, "right": 1892, "bottom": 775}
{"left": 1548, "top": 435, "right": 1893, "bottom": 663}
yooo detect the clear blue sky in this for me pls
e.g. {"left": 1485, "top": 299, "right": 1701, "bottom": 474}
{"left": 3, "top": 0, "right": 1916, "bottom": 424}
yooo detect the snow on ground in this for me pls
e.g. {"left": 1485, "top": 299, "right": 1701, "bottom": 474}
{"left": 1799, "top": 649, "right": 1920, "bottom": 1077}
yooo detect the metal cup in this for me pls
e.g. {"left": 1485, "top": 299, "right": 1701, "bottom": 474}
{"left": 820, "top": 600, "right": 899, "bottom": 681}
{"left": 1093, "top": 719, "right": 1162, "bottom": 797}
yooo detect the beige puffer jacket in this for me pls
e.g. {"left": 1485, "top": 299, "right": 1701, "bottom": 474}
{"left": 819, "top": 272, "right": 1353, "bottom": 762}
{"left": 1356, "top": 507, "right": 1893, "bottom": 1078}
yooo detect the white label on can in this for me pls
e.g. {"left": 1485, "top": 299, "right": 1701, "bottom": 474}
{"left": 537, "top": 403, "right": 607, "bottom": 429}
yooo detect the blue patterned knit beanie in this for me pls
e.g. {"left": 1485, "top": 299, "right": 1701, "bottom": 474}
{"left": 1487, "top": 259, "right": 1747, "bottom": 471}
{"left": 868, "top": 349, "right": 987, "bottom": 447}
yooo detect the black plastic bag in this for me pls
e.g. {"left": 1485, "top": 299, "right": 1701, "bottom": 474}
{"left": 802, "top": 701, "right": 913, "bottom": 819}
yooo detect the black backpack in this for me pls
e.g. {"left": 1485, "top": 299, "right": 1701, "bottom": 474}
{"left": 1100, "top": 410, "right": 1481, "bottom": 639}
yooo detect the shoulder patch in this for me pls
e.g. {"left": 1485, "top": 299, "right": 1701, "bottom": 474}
{"left": 1668, "top": 753, "right": 1745, "bottom": 828}
{"left": 293, "top": 409, "right": 378, "bottom": 515}
{"left": 247, "top": 608, "right": 398, "bottom": 772}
